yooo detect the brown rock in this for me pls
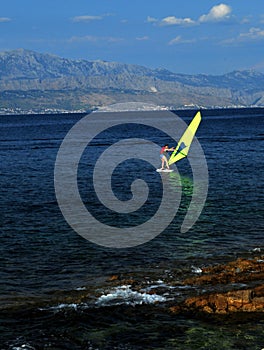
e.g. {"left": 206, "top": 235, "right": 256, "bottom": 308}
{"left": 169, "top": 257, "right": 264, "bottom": 317}
{"left": 184, "top": 256, "right": 264, "bottom": 286}
{"left": 174, "top": 285, "right": 264, "bottom": 315}
{"left": 108, "top": 275, "right": 119, "bottom": 281}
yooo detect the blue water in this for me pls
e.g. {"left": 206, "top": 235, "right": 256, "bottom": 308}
{"left": 0, "top": 110, "right": 263, "bottom": 349}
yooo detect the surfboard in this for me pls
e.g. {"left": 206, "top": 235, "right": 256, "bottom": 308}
{"left": 168, "top": 111, "right": 201, "bottom": 165}
{"left": 156, "top": 168, "right": 174, "bottom": 173}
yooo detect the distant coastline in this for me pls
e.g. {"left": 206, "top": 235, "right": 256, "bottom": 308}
{"left": 174, "top": 106, "right": 264, "bottom": 118}
{"left": 0, "top": 106, "right": 263, "bottom": 117}
{"left": 1, "top": 50, "right": 264, "bottom": 115}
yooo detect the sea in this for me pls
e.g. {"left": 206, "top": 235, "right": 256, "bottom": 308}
{"left": 0, "top": 108, "right": 263, "bottom": 349}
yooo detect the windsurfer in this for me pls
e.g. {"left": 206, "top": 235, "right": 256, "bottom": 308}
{"left": 160, "top": 144, "right": 174, "bottom": 170}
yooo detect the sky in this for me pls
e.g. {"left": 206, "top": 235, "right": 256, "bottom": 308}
{"left": 1, "top": 0, "right": 264, "bottom": 75}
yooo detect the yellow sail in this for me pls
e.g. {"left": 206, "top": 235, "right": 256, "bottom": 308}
{"left": 168, "top": 111, "right": 201, "bottom": 165}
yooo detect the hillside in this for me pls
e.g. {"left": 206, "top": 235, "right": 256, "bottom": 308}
{"left": 0, "top": 49, "right": 264, "bottom": 114}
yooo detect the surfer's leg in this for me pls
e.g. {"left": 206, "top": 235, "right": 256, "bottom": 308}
{"left": 161, "top": 156, "right": 165, "bottom": 169}
{"left": 164, "top": 157, "right": 170, "bottom": 169}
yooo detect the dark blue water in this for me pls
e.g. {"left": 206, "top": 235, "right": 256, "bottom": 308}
{"left": 0, "top": 110, "right": 263, "bottom": 349}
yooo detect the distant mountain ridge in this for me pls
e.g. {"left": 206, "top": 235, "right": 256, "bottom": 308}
{"left": 0, "top": 48, "right": 264, "bottom": 113}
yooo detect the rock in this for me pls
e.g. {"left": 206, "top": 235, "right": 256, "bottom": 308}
{"left": 184, "top": 256, "right": 264, "bottom": 286}
{"left": 179, "top": 285, "right": 264, "bottom": 314}
{"left": 169, "top": 256, "right": 264, "bottom": 317}
{"left": 108, "top": 275, "right": 119, "bottom": 281}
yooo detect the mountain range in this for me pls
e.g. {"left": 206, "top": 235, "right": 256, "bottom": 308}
{"left": 0, "top": 48, "right": 264, "bottom": 113}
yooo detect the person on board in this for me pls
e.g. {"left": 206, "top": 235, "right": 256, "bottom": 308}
{"left": 160, "top": 144, "right": 174, "bottom": 170}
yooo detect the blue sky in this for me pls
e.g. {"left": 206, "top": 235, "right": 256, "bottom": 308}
{"left": 1, "top": 1, "right": 264, "bottom": 74}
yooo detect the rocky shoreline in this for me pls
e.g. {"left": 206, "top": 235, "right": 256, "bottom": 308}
{"left": 1, "top": 255, "right": 263, "bottom": 349}
{"left": 106, "top": 255, "right": 264, "bottom": 321}
{"left": 168, "top": 256, "right": 264, "bottom": 317}
{"left": 1, "top": 255, "right": 263, "bottom": 320}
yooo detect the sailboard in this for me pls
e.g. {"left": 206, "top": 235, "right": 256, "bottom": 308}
{"left": 156, "top": 168, "right": 174, "bottom": 173}
{"left": 168, "top": 111, "right": 201, "bottom": 165}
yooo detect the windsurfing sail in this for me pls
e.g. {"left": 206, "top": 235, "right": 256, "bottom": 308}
{"left": 168, "top": 111, "right": 201, "bottom": 165}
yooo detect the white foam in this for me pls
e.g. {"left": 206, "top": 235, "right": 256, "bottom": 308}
{"left": 11, "top": 345, "right": 35, "bottom": 350}
{"left": 96, "top": 285, "right": 166, "bottom": 307}
{"left": 39, "top": 302, "right": 80, "bottom": 311}
{"left": 191, "top": 266, "right": 203, "bottom": 274}
{"left": 51, "top": 303, "right": 79, "bottom": 310}
{"left": 40, "top": 285, "right": 166, "bottom": 311}
{"left": 142, "top": 281, "right": 177, "bottom": 292}
{"left": 252, "top": 247, "right": 261, "bottom": 252}
{"left": 156, "top": 279, "right": 164, "bottom": 284}
{"left": 75, "top": 286, "right": 86, "bottom": 291}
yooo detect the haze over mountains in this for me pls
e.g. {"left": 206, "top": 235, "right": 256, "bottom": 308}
{"left": 0, "top": 49, "right": 264, "bottom": 114}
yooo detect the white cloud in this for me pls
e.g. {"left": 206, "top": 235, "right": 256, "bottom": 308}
{"left": 147, "top": 4, "right": 232, "bottom": 29}
{"left": 160, "top": 16, "right": 195, "bottom": 26}
{"left": 199, "top": 4, "right": 232, "bottom": 23}
{"left": 107, "top": 37, "right": 123, "bottom": 43}
{"left": 68, "top": 35, "right": 123, "bottom": 43}
{"left": 0, "top": 17, "right": 11, "bottom": 23}
{"left": 136, "top": 36, "right": 149, "bottom": 41}
{"left": 260, "top": 15, "right": 264, "bottom": 24}
{"left": 168, "top": 35, "right": 195, "bottom": 45}
{"left": 168, "top": 36, "right": 181, "bottom": 45}
{"left": 239, "top": 27, "right": 264, "bottom": 40}
{"left": 68, "top": 35, "right": 98, "bottom": 42}
{"left": 72, "top": 15, "right": 103, "bottom": 23}
{"left": 147, "top": 15, "right": 195, "bottom": 26}
{"left": 221, "top": 27, "right": 264, "bottom": 45}
{"left": 240, "top": 16, "right": 251, "bottom": 24}
{"left": 251, "top": 60, "right": 264, "bottom": 71}
{"left": 146, "top": 16, "right": 158, "bottom": 23}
